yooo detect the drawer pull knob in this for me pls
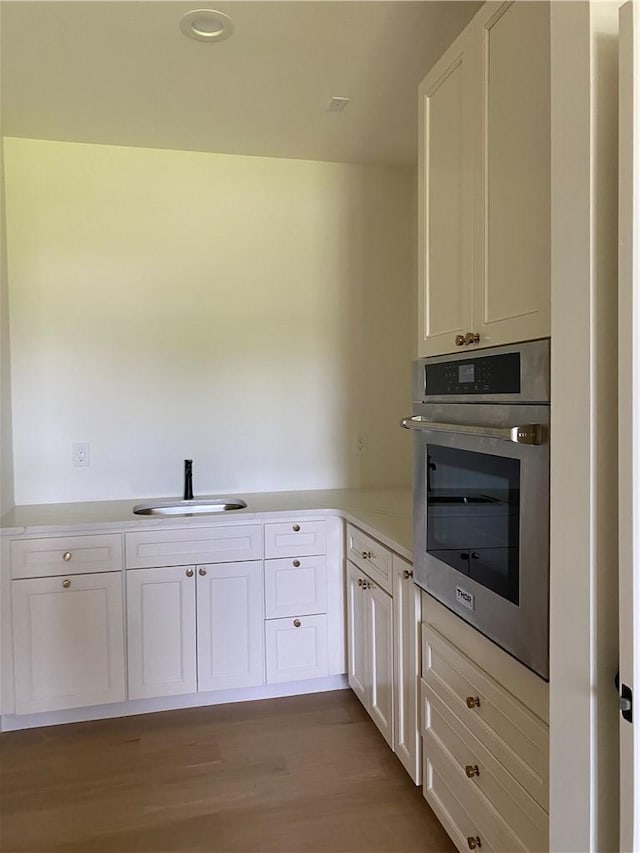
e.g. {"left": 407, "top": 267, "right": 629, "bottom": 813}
{"left": 293, "top": 560, "right": 301, "bottom": 567}
{"left": 186, "top": 569, "right": 194, "bottom": 577}
{"left": 293, "top": 619, "right": 301, "bottom": 628}
{"left": 466, "top": 696, "right": 481, "bottom": 709}
{"left": 467, "top": 837, "right": 482, "bottom": 850}
{"left": 361, "top": 550, "right": 372, "bottom": 559}
{"left": 464, "top": 332, "right": 480, "bottom": 346}
{"left": 357, "top": 578, "right": 364, "bottom": 587}
{"left": 292, "top": 524, "right": 301, "bottom": 532}
{"left": 62, "top": 578, "right": 71, "bottom": 589}
{"left": 455, "top": 335, "right": 465, "bottom": 347}
{"left": 465, "top": 764, "right": 480, "bottom": 778}
{"left": 199, "top": 568, "right": 207, "bottom": 576}
{"left": 62, "top": 552, "right": 72, "bottom": 562}
{"left": 402, "top": 569, "right": 413, "bottom": 580}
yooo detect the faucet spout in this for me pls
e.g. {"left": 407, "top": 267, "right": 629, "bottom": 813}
{"left": 184, "top": 459, "right": 194, "bottom": 501}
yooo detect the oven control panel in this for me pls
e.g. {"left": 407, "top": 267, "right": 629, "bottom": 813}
{"left": 425, "top": 351, "right": 521, "bottom": 396}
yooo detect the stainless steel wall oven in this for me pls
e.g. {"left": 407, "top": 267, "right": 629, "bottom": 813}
{"left": 403, "top": 340, "right": 550, "bottom": 679}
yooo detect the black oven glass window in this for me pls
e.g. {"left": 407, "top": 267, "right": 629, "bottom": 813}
{"left": 426, "top": 445, "right": 520, "bottom": 604}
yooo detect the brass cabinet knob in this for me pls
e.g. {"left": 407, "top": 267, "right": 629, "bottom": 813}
{"left": 365, "top": 580, "right": 373, "bottom": 590}
{"left": 466, "top": 696, "right": 481, "bottom": 709}
{"left": 198, "top": 567, "right": 207, "bottom": 576}
{"left": 62, "top": 552, "right": 72, "bottom": 562}
{"left": 467, "top": 837, "right": 482, "bottom": 850}
{"left": 464, "top": 332, "right": 480, "bottom": 345}
{"left": 455, "top": 335, "right": 465, "bottom": 347}
{"left": 293, "top": 560, "right": 301, "bottom": 567}
{"left": 402, "top": 569, "right": 414, "bottom": 580}
{"left": 62, "top": 579, "right": 71, "bottom": 589}
{"left": 292, "top": 524, "right": 301, "bottom": 532}
{"left": 357, "top": 578, "right": 364, "bottom": 587}
{"left": 293, "top": 619, "right": 301, "bottom": 628}
{"left": 186, "top": 568, "right": 194, "bottom": 577}
{"left": 465, "top": 764, "right": 480, "bottom": 778}
{"left": 361, "top": 550, "right": 372, "bottom": 560}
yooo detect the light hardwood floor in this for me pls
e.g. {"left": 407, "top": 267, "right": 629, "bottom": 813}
{"left": 0, "top": 690, "right": 455, "bottom": 853}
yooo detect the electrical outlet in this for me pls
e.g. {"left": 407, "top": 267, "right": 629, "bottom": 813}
{"left": 353, "top": 434, "right": 367, "bottom": 456}
{"left": 72, "top": 442, "right": 90, "bottom": 468}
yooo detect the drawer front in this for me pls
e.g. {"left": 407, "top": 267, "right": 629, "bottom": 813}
{"left": 264, "top": 521, "right": 326, "bottom": 559}
{"left": 265, "top": 614, "right": 329, "bottom": 684}
{"left": 424, "top": 732, "right": 532, "bottom": 853}
{"left": 11, "top": 534, "right": 122, "bottom": 579}
{"left": 423, "top": 624, "right": 548, "bottom": 809}
{"left": 346, "top": 524, "right": 392, "bottom": 594}
{"left": 421, "top": 679, "right": 548, "bottom": 852}
{"left": 264, "top": 556, "right": 327, "bottom": 619}
{"left": 125, "top": 525, "right": 262, "bottom": 568}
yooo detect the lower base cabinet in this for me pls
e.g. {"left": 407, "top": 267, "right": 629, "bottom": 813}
{"left": 347, "top": 559, "right": 394, "bottom": 747}
{"left": 127, "top": 561, "right": 264, "bottom": 699}
{"left": 12, "top": 572, "right": 125, "bottom": 714}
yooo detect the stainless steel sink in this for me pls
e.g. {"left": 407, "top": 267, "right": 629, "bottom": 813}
{"left": 133, "top": 499, "right": 247, "bottom": 516}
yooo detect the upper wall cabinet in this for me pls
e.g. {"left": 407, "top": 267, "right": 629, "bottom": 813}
{"left": 418, "top": 1, "right": 550, "bottom": 357}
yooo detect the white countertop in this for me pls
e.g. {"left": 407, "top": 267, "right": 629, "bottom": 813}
{"left": 0, "top": 487, "right": 413, "bottom": 560}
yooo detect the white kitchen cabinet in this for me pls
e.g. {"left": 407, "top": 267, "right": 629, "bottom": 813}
{"left": 12, "top": 572, "right": 125, "bottom": 714}
{"left": 346, "top": 560, "right": 393, "bottom": 747}
{"left": 392, "top": 555, "right": 422, "bottom": 785}
{"left": 265, "top": 614, "right": 328, "bottom": 683}
{"left": 196, "top": 561, "right": 265, "bottom": 691}
{"left": 126, "top": 565, "right": 197, "bottom": 700}
{"left": 418, "top": 0, "right": 550, "bottom": 357}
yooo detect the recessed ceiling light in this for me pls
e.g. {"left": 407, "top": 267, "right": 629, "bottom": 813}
{"left": 180, "top": 9, "right": 234, "bottom": 43}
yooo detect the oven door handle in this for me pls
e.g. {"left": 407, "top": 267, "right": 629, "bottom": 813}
{"left": 400, "top": 417, "right": 545, "bottom": 446}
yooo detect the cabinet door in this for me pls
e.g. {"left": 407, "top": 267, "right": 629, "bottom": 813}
{"left": 392, "top": 556, "right": 422, "bottom": 784}
{"left": 367, "top": 582, "right": 394, "bottom": 748}
{"left": 473, "top": 0, "right": 550, "bottom": 348}
{"left": 196, "top": 561, "right": 264, "bottom": 691}
{"left": 346, "top": 561, "right": 368, "bottom": 706}
{"left": 12, "top": 573, "right": 125, "bottom": 714}
{"left": 265, "top": 615, "right": 328, "bottom": 684}
{"left": 418, "top": 24, "right": 476, "bottom": 357}
{"left": 127, "top": 566, "right": 196, "bottom": 700}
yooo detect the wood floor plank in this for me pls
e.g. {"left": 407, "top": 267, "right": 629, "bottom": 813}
{"left": 0, "top": 690, "right": 455, "bottom": 853}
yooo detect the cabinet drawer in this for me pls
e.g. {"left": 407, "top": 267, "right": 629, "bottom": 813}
{"left": 265, "top": 614, "right": 329, "bottom": 684}
{"left": 423, "top": 624, "right": 548, "bottom": 809}
{"left": 11, "top": 534, "right": 122, "bottom": 579}
{"left": 421, "top": 679, "right": 548, "bottom": 852}
{"left": 346, "top": 524, "right": 392, "bottom": 594}
{"left": 125, "top": 525, "right": 262, "bottom": 568}
{"left": 264, "top": 521, "right": 326, "bottom": 559}
{"left": 265, "top": 556, "right": 327, "bottom": 619}
{"left": 424, "top": 732, "right": 535, "bottom": 853}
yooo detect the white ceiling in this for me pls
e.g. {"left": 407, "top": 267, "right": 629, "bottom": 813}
{"left": 0, "top": 1, "right": 480, "bottom": 166}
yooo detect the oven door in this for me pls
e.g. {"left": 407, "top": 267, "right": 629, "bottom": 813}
{"left": 405, "top": 403, "right": 550, "bottom": 679}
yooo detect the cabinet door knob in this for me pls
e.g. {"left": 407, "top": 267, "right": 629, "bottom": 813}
{"left": 464, "top": 332, "right": 480, "bottom": 345}
{"left": 402, "top": 569, "right": 414, "bottom": 580}
{"left": 293, "top": 619, "right": 301, "bottom": 628}
{"left": 357, "top": 578, "right": 364, "bottom": 587}
{"left": 62, "top": 552, "right": 72, "bottom": 562}
{"left": 465, "top": 764, "right": 480, "bottom": 778}
{"left": 361, "top": 550, "right": 372, "bottom": 560}
{"left": 455, "top": 335, "right": 465, "bottom": 347}
{"left": 186, "top": 568, "right": 194, "bottom": 577}
{"left": 293, "top": 560, "right": 301, "bottom": 567}
{"left": 467, "top": 837, "right": 482, "bottom": 850}
{"left": 62, "top": 578, "right": 71, "bottom": 589}
{"left": 198, "top": 567, "right": 207, "bottom": 576}
{"left": 292, "top": 524, "right": 301, "bottom": 532}
{"left": 466, "top": 696, "right": 481, "bottom": 709}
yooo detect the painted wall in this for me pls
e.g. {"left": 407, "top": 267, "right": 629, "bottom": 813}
{"left": 0, "top": 138, "right": 14, "bottom": 513}
{"left": 3, "top": 138, "right": 414, "bottom": 504}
